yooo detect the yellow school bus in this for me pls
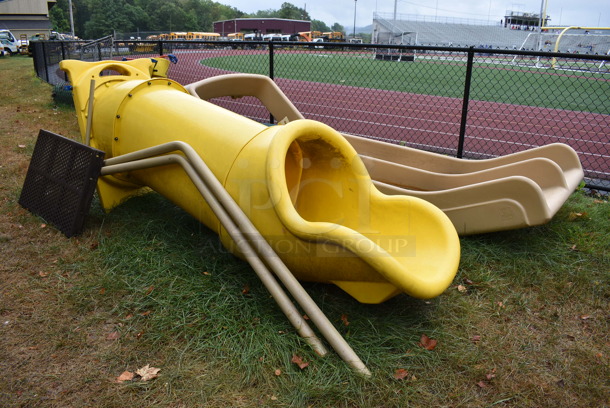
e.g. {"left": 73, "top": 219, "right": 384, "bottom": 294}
{"left": 228, "top": 32, "right": 244, "bottom": 41}
{"left": 169, "top": 32, "right": 188, "bottom": 40}
{"left": 187, "top": 32, "right": 221, "bottom": 41}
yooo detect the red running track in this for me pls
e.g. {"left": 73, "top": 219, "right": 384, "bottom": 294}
{"left": 163, "top": 49, "right": 609, "bottom": 182}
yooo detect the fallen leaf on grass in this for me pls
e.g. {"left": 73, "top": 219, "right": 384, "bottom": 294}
{"left": 393, "top": 368, "right": 409, "bottom": 380}
{"left": 116, "top": 371, "right": 135, "bottom": 383}
{"left": 136, "top": 364, "right": 161, "bottom": 381}
{"left": 475, "top": 368, "right": 497, "bottom": 388}
{"left": 291, "top": 354, "right": 309, "bottom": 370}
{"left": 242, "top": 284, "right": 250, "bottom": 295}
{"left": 340, "top": 314, "right": 350, "bottom": 326}
{"left": 106, "top": 331, "right": 120, "bottom": 340}
{"left": 457, "top": 284, "right": 467, "bottom": 293}
{"left": 274, "top": 369, "right": 282, "bottom": 376}
{"left": 419, "top": 334, "right": 438, "bottom": 351}
{"left": 471, "top": 335, "right": 481, "bottom": 344}
{"left": 568, "top": 212, "right": 587, "bottom": 221}
{"left": 144, "top": 285, "right": 155, "bottom": 296}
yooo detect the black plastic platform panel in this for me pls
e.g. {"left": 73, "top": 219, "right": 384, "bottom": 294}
{"left": 19, "top": 130, "right": 105, "bottom": 237}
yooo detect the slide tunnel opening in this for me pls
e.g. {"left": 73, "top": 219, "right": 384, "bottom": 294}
{"left": 283, "top": 136, "right": 366, "bottom": 230}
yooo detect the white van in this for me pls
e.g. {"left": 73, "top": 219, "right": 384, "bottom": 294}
{"left": 262, "top": 33, "right": 283, "bottom": 41}
{"left": 244, "top": 33, "right": 262, "bottom": 41}
{"left": 0, "top": 30, "right": 19, "bottom": 55}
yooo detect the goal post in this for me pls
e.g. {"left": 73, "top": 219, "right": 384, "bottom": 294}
{"left": 547, "top": 26, "right": 610, "bottom": 68}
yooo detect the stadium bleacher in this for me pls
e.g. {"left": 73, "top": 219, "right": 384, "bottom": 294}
{"left": 373, "top": 13, "right": 610, "bottom": 54}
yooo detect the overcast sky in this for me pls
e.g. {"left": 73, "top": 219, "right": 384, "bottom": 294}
{"left": 220, "top": 0, "right": 610, "bottom": 29}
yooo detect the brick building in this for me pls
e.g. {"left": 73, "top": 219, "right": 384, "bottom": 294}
{"left": 213, "top": 18, "right": 310, "bottom": 37}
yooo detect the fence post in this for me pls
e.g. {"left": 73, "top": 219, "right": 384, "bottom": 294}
{"left": 61, "top": 42, "right": 68, "bottom": 81}
{"left": 457, "top": 47, "right": 475, "bottom": 159}
{"left": 41, "top": 42, "right": 50, "bottom": 83}
{"left": 158, "top": 40, "right": 163, "bottom": 56}
{"left": 269, "top": 41, "right": 275, "bottom": 124}
{"left": 269, "top": 40, "right": 275, "bottom": 80}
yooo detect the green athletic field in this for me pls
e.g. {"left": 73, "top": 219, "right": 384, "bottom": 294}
{"left": 201, "top": 52, "right": 610, "bottom": 114}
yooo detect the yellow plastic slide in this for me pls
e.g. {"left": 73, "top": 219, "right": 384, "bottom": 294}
{"left": 185, "top": 73, "right": 584, "bottom": 235}
{"left": 59, "top": 58, "right": 460, "bottom": 304}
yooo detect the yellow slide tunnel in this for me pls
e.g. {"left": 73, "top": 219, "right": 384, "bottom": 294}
{"left": 60, "top": 58, "right": 460, "bottom": 304}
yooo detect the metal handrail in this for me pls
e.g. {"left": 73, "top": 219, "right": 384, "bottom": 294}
{"left": 102, "top": 142, "right": 372, "bottom": 376}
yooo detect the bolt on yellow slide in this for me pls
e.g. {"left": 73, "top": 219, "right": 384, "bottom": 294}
{"left": 59, "top": 58, "right": 460, "bottom": 304}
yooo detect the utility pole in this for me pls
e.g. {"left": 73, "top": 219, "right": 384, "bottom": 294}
{"left": 353, "top": 0, "right": 357, "bottom": 39}
{"left": 68, "top": 0, "right": 75, "bottom": 38}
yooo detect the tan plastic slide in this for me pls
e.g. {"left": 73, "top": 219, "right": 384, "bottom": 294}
{"left": 185, "top": 74, "right": 584, "bottom": 235}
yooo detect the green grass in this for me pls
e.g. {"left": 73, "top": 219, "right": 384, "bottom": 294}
{"left": 64, "top": 188, "right": 609, "bottom": 407}
{"left": 201, "top": 53, "right": 610, "bottom": 114}
{"left": 2, "top": 55, "right": 609, "bottom": 407}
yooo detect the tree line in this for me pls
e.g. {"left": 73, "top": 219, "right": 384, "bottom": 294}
{"left": 50, "top": 0, "right": 345, "bottom": 39}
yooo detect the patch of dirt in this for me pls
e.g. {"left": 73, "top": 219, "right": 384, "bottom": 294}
{"left": 0, "top": 58, "right": 120, "bottom": 407}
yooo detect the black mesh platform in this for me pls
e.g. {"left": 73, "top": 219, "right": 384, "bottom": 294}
{"left": 19, "top": 130, "right": 105, "bottom": 237}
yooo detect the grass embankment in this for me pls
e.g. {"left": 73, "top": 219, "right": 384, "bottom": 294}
{"left": 1, "top": 55, "right": 609, "bottom": 407}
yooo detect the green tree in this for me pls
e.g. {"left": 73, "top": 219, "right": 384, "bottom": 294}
{"left": 357, "top": 32, "right": 372, "bottom": 42}
{"left": 49, "top": 0, "right": 71, "bottom": 33}
{"left": 71, "top": 0, "right": 91, "bottom": 38}
{"left": 278, "top": 2, "right": 310, "bottom": 20}
{"left": 124, "top": 2, "right": 150, "bottom": 33}
{"left": 311, "top": 20, "right": 330, "bottom": 32}
{"left": 47, "top": 0, "right": 338, "bottom": 40}
{"left": 184, "top": 0, "right": 244, "bottom": 32}
{"left": 331, "top": 23, "right": 345, "bottom": 33}
{"left": 84, "top": 0, "right": 135, "bottom": 38}
{"left": 158, "top": 2, "right": 192, "bottom": 31}
{"left": 250, "top": 9, "right": 279, "bottom": 18}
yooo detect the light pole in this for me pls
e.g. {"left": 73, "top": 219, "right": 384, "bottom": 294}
{"left": 353, "top": 0, "right": 357, "bottom": 39}
{"left": 68, "top": 0, "right": 75, "bottom": 38}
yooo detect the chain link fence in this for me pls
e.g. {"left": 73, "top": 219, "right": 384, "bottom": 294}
{"left": 31, "top": 39, "right": 610, "bottom": 191}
